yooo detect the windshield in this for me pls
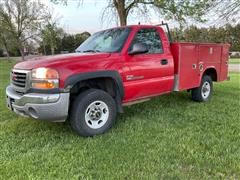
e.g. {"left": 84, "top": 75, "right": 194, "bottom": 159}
{"left": 76, "top": 27, "right": 131, "bottom": 53}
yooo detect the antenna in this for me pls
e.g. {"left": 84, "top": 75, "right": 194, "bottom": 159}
{"left": 156, "top": 21, "right": 173, "bottom": 43}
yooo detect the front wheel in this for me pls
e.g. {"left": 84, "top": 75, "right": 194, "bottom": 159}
{"left": 70, "top": 89, "right": 117, "bottom": 137}
{"left": 191, "top": 75, "right": 213, "bottom": 102}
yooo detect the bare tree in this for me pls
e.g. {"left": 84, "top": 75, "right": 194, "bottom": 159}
{"left": 0, "top": 14, "right": 12, "bottom": 60}
{"left": 107, "top": 0, "right": 212, "bottom": 26}
{"left": 0, "top": 0, "right": 49, "bottom": 60}
{"left": 0, "top": 35, "right": 10, "bottom": 59}
{"left": 212, "top": 0, "right": 240, "bottom": 24}
{"left": 52, "top": 0, "right": 213, "bottom": 26}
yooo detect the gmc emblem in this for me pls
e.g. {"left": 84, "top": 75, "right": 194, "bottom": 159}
{"left": 12, "top": 74, "right": 17, "bottom": 81}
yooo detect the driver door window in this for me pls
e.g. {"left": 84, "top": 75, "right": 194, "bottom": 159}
{"left": 129, "top": 28, "right": 163, "bottom": 54}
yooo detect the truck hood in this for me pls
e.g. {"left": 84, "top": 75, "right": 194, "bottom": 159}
{"left": 14, "top": 53, "right": 111, "bottom": 70}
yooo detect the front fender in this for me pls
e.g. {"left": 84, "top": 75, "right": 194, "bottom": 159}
{"left": 64, "top": 70, "right": 124, "bottom": 99}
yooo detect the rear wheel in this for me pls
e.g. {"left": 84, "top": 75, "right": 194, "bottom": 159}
{"left": 70, "top": 89, "right": 117, "bottom": 137}
{"left": 191, "top": 75, "right": 213, "bottom": 102}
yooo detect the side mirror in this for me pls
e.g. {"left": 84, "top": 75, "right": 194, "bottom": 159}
{"left": 128, "top": 43, "right": 148, "bottom": 55}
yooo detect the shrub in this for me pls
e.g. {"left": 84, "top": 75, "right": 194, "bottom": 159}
{"left": 0, "top": 49, "right": 4, "bottom": 57}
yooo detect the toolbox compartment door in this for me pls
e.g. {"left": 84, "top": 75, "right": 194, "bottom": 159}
{"left": 171, "top": 42, "right": 230, "bottom": 91}
{"left": 220, "top": 45, "right": 230, "bottom": 81}
{"left": 171, "top": 43, "right": 200, "bottom": 91}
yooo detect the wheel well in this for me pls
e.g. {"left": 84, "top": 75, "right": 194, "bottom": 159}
{"left": 69, "top": 77, "right": 123, "bottom": 112}
{"left": 203, "top": 68, "right": 217, "bottom": 81}
{"left": 70, "top": 77, "right": 118, "bottom": 98}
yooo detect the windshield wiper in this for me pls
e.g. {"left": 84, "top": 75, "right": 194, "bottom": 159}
{"left": 83, "top": 49, "right": 101, "bottom": 53}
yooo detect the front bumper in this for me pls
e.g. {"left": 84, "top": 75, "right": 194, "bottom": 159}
{"left": 6, "top": 85, "right": 70, "bottom": 122}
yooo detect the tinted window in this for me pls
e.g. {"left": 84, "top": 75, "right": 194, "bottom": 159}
{"left": 76, "top": 28, "right": 131, "bottom": 53}
{"left": 129, "top": 28, "right": 163, "bottom": 54}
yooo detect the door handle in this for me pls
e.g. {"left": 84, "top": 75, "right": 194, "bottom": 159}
{"left": 161, "top": 59, "right": 168, "bottom": 65}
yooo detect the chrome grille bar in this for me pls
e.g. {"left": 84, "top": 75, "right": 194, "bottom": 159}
{"left": 11, "top": 69, "right": 31, "bottom": 93}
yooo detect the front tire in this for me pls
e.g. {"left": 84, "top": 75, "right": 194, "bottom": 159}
{"left": 70, "top": 89, "right": 117, "bottom": 137}
{"left": 191, "top": 75, "right": 213, "bottom": 102}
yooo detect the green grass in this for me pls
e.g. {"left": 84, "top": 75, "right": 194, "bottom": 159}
{"left": 230, "top": 58, "right": 240, "bottom": 64}
{"left": 0, "top": 60, "right": 240, "bottom": 179}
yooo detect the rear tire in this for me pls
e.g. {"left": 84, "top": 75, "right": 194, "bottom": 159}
{"left": 70, "top": 89, "right": 117, "bottom": 137}
{"left": 191, "top": 75, "right": 213, "bottom": 102}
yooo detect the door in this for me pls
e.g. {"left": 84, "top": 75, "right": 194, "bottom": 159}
{"left": 178, "top": 44, "right": 200, "bottom": 90}
{"left": 220, "top": 45, "right": 230, "bottom": 81}
{"left": 123, "top": 28, "right": 174, "bottom": 101}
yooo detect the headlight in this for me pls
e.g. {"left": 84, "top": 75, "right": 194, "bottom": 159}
{"left": 31, "top": 68, "right": 59, "bottom": 89}
{"left": 32, "top": 68, "right": 59, "bottom": 79}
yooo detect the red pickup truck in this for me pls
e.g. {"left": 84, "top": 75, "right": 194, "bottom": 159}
{"left": 6, "top": 24, "right": 230, "bottom": 137}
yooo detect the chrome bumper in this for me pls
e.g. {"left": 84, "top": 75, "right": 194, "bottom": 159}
{"left": 6, "top": 85, "right": 70, "bottom": 122}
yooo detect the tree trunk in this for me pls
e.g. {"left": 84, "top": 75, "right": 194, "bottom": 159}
{"left": 3, "top": 43, "right": 10, "bottom": 61}
{"left": 119, "top": 12, "right": 127, "bottom": 26}
{"left": 17, "top": 40, "right": 25, "bottom": 60}
{"left": 20, "top": 48, "right": 25, "bottom": 61}
{"left": 42, "top": 40, "right": 46, "bottom": 55}
{"left": 2, "top": 36, "right": 10, "bottom": 61}
{"left": 115, "top": 0, "right": 127, "bottom": 26}
{"left": 51, "top": 46, "right": 55, "bottom": 55}
{"left": 5, "top": 49, "right": 10, "bottom": 61}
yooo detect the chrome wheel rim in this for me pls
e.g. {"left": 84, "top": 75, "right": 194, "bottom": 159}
{"left": 201, "top": 82, "right": 211, "bottom": 99}
{"left": 85, "top": 101, "right": 109, "bottom": 129}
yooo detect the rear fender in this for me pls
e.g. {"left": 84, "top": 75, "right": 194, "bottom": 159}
{"left": 198, "top": 66, "right": 218, "bottom": 86}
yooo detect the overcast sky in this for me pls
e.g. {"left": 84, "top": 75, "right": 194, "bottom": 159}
{"left": 44, "top": 1, "right": 108, "bottom": 34}
{"left": 44, "top": 0, "right": 227, "bottom": 34}
{"left": 44, "top": 0, "right": 174, "bottom": 34}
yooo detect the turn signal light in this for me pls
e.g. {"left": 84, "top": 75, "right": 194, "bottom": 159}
{"left": 31, "top": 79, "right": 59, "bottom": 89}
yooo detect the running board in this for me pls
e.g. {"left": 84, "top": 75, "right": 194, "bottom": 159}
{"left": 123, "top": 98, "right": 151, "bottom": 106}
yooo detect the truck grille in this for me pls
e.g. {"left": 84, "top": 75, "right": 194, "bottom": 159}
{"left": 11, "top": 69, "right": 30, "bottom": 92}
